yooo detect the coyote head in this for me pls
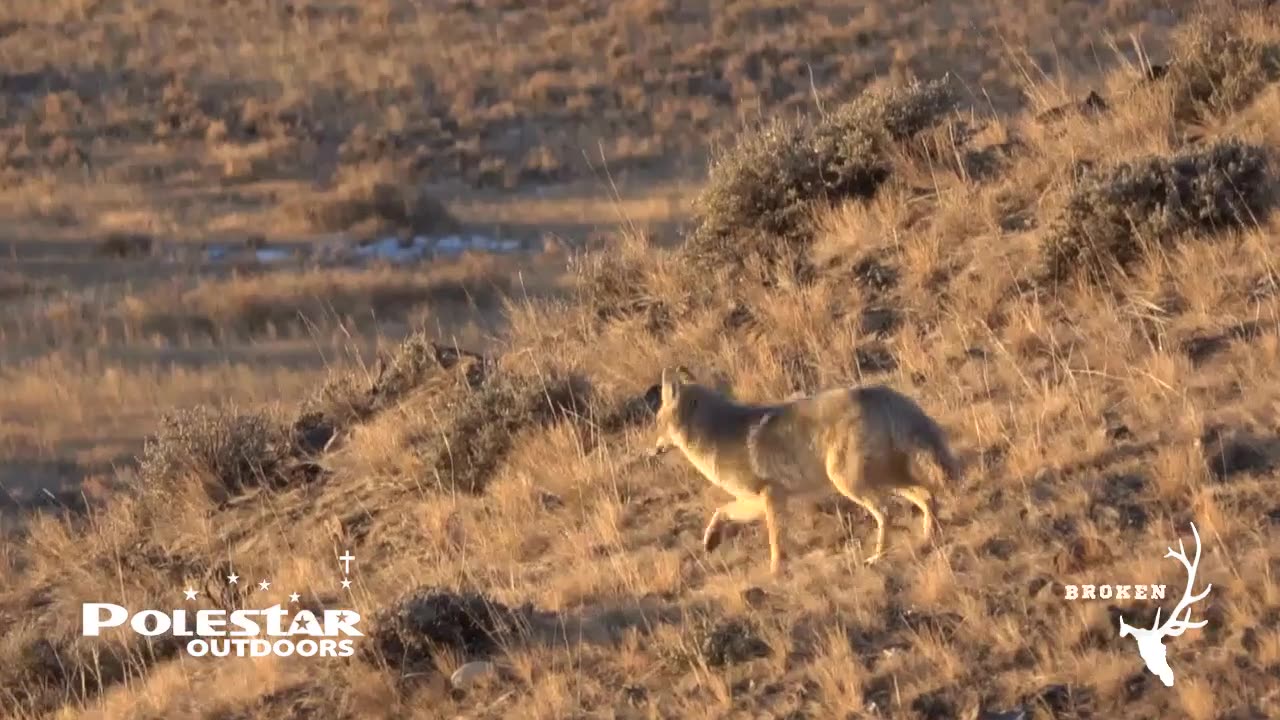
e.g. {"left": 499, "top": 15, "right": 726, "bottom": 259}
{"left": 650, "top": 365, "right": 697, "bottom": 457}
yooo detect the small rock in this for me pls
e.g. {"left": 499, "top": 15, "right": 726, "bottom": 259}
{"left": 1242, "top": 627, "right": 1260, "bottom": 652}
{"left": 537, "top": 490, "right": 564, "bottom": 510}
{"left": 622, "top": 685, "right": 648, "bottom": 706}
{"left": 1202, "top": 430, "right": 1271, "bottom": 481}
{"left": 97, "top": 232, "right": 154, "bottom": 259}
{"left": 365, "top": 586, "right": 519, "bottom": 674}
{"left": 910, "top": 691, "right": 956, "bottom": 720}
{"left": 980, "top": 537, "right": 1015, "bottom": 560}
{"left": 1021, "top": 683, "right": 1089, "bottom": 715}
{"left": 450, "top": 660, "right": 497, "bottom": 690}
{"left": 1105, "top": 423, "right": 1133, "bottom": 441}
{"left": 703, "top": 619, "right": 770, "bottom": 667}
{"left": 1123, "top": 671, "right": 1149, "bottom": 701}
{"left": 741, "top": 587, "right": 767, "bottom": 608}
{"left": 979, "top": 710, "right": 1026, "bottom": 720}
{"left": 1026, "top": 576, "right": 1060, "bottom": 599}
{"left": 859, "top": 306, "right": 900, "bottom": 337}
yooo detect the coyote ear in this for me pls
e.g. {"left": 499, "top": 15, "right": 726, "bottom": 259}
{"left": 660, "top": 366, "right": 684, "bottom": 406}
{"left": 673, "top": 365, "right": 696, "bottom": 385}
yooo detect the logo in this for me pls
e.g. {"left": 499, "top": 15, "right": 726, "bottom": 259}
{"left": 1062, "top": 522, "right": 1212, "bottom": 687}
{"left": 81, "top": 550, "right": 364, "bottom": 658}
{"left": 1117, "top": 522, "right": 1212, "bottom": 687}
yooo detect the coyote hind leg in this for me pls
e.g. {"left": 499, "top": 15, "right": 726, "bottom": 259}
{"left": 825, "top": 454, "right": 888, "bottom": 564}
{"left": 761, "top": 487, "right": 783, "bottom": 575}
{"left": 894, "top": 484, "right": 937, "bottom": 540}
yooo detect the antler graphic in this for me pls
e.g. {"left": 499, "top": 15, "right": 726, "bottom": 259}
{"left": 1118, "top": 522, "right": 1212, "bottom": 687}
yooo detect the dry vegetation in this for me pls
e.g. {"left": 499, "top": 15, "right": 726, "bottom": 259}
{"left": 4, "top": 1, "right": 1280, "bottom": 719}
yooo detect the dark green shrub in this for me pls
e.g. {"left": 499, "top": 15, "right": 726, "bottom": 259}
{"left": 1043, "top": 140, "right": 1272, "bottom": 283}
{"left": 688, "top": 77, "right": 956, "bottom": 271}
{"left": 139, "top": 405, "right": 290, "bottom": 494}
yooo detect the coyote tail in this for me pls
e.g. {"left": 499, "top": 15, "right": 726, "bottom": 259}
{"left": 903, "top": 412, "right": 961, "bottom": 483}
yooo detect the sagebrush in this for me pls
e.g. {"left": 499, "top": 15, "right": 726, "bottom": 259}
{"left": 689, "top": 77, "right": 956, "bottom": 271}
{"left": 1042, "top": 139, "right": 1272, "bottom": 283}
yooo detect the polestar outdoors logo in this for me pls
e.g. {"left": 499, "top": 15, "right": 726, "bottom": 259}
{"left": 81, "top": 550, "right": 364, "bottom": 658}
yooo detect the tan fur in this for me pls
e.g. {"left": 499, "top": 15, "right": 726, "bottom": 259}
{"left": 652, "top": 367, "right": 961, "bottom": 574}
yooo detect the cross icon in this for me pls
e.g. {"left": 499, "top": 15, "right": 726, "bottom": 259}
{"left": 339, "top": 551, "right": 355, "bottom": 574}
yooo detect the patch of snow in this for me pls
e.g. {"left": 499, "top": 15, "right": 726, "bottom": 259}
{"left": 254, "top": 248, "right": 293, "bottom": 264}
{"left": 435, "top": 235, "right": 465, "bottom": 254}
{"left": 351, "top": 235, "right": 439, "bottom": 265}
{"left": 201, "top": 230, "right": 531, "bottom": 269}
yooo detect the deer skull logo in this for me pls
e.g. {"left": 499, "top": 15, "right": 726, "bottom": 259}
{"left": 1118, "top": 522, "right": 1212, "bottom": 687}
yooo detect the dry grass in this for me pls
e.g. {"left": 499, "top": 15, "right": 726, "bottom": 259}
{"left": 4, "top": 2, "right": 1280, "bottom": 720}
{"left": 0, "top": 0, "right": 1211, "bottom": 248}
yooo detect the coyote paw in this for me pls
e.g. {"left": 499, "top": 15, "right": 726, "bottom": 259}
{"left": 864, "top": 552, "right": 883, "bottom": 566}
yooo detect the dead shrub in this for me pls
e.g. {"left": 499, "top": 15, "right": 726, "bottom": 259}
{"left": 1042, "top": 140, "right": 1272, "bottom": 283}
{"left": 701, "top": 618, "right": 772, "bottom": 667}
{"left": 1168, "top": 12, "right": 1280, "bottom": 120}
{"left": 0, "top": 270, "right": 45, "bottom": 300}
{"left": 302, "top": 331, "right": 492, "bottom": 433}
{"left": 138, "top": 405, "right": 294, "bottom": 497}
{"left": 95, "top": 232, "right": 154, "bottom": 259}
{"left": 288, "top": 164, "right": 461, "bottom": 236}
{"left": 569, "top": 232, "right": 679, "bottom": 332}
{"left": 365, "top": 586, "right": 522, "bottom": 674}
{"left": 688, "top": 77, "right": 956, "bottom": 272}
{"left": 0, "top": 629, "right": 182, "bottom": 716}
{"left": 408, "top": 367, "right": 589, "bottom": 494}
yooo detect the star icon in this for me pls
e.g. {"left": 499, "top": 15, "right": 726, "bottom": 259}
{"left": 341, "top": 577, "right": 352, "bottom": 590}
{"left": 183, "top": 588, "right": 199, "bottom": 601}
{"left": 227, "top": 573, "right": 239, "bottom": 585}
{"left": 289, "top": 592, "right": 301, "bottom": 603}
{"left": 258, "top": 579, "right": 271, "bottom": 591}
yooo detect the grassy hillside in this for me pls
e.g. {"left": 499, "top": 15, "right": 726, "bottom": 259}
{"left": 4, "top": 1, "right": 1280, "bottom": 719}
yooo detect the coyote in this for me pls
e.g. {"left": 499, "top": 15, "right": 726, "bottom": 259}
{"left": 651, "top": 367, "right": 960, "bottom": 574}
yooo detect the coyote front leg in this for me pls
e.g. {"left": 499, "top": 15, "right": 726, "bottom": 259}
{"left": 761, "top": 487, "right": 783, "bottom": 574}
{"left": 702, "top": 495, "right": 764, "bottom": 551}
{"left": 701, "top": 492, "right": 784, "bottom": 574}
